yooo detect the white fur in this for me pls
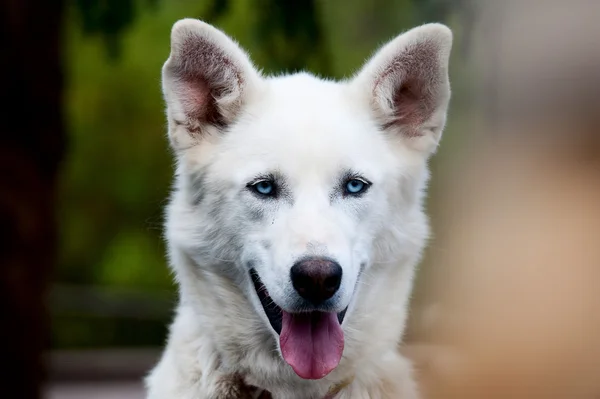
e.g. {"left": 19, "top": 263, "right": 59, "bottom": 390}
{"left": 146, "top": 19, "right": 452, "bottom": 399}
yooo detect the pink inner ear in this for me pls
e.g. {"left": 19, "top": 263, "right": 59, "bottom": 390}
{"left": 392, "top": 79, "right": 431, "bottom": 137}
{"left": 181, "top": 78, "right": 211, "bottom": 120}
{"left": 177, "top": 76, "right": 225, "bottom": 129}
{"left": 375, "top": 39, "right": 442, "bottom": 137}
{"left": 168, "top": 34, "right": 245, "bottom": 131}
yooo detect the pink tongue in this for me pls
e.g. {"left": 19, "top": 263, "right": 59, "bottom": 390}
{"left": 280, "top": 311, "right": 344, "bottom": 380}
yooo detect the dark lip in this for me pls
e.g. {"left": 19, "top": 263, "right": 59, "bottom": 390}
{"left": 250, "top": 269, "right": 347, "bottom": 334}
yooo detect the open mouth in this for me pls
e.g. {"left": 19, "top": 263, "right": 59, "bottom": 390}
{"left": 250, "top": 269, "right": 347, "bottom": 380}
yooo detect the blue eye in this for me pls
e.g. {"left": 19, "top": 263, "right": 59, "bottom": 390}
{"left": 345, "top": 179, "right": 368, "bottom": 195}
{"left": 252, "top": 180, "right": 275, "bottom": 196}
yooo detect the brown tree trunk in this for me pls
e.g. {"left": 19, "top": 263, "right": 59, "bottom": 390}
{"left": 0, "top": 0, "right": 65, "bottom": 397}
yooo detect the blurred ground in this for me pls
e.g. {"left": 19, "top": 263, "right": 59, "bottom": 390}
{"left": 45, "top": 382, "right": 144, "bottom": 399}
{"left": 43, "top": 350, "right": 158, "bottom": 399}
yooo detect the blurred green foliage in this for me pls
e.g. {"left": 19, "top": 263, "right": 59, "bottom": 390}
{"left": 55, "top": 0, "right": 470, "bottom": 349}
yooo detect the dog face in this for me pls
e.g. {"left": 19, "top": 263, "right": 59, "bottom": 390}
{"left": 163, "top": 19, "right": 451, "bottom": 379}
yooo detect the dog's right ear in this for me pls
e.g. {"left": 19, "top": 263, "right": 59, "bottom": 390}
{"left": 162, "top": 19, "right": 261, "bottom": 150}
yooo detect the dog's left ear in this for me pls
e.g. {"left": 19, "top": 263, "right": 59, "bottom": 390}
{"left": 352, "top": 24, "right": 452, "bottom": 153}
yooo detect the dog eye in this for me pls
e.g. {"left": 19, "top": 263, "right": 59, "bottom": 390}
{"left": 344, "top": 178, "right": 370, "bottom": 195}
{"left": 250, "top": 180, "right": 276, "bottom": 197}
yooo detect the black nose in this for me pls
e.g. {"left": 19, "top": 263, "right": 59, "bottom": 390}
{"left": 290, "top": 257, "right": 342, "bottom": 305}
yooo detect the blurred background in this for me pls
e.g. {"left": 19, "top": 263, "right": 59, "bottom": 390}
{"left": 2, "top": 0, "right": 599, "bottom": 398}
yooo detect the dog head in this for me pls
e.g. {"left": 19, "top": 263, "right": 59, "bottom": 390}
{"left": 163, "top": 19, "right": 451, "bottom": 380}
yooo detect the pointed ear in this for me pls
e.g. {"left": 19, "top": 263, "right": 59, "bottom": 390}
{"left": 352, "top": 24, "right": 452, "bottom": 153}
{"left": 162, "top": 19, "right": 261, "bottom": 150}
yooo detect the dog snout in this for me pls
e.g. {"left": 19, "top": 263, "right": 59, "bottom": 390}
{"left": 290, "top": 257, "right": 342, "bottom": 305}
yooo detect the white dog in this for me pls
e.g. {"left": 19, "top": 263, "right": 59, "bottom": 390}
{"left": 146, "top": 18, "right": 452, "bottom": 399}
